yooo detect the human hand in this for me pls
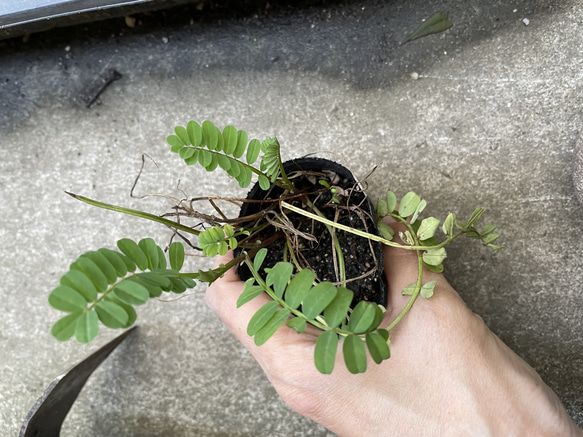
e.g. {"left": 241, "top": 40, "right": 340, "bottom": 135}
{"left": 206, "top": 222, "right": 582, "bottom": 437}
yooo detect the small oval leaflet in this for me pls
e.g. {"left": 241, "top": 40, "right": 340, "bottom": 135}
{"left": 314, "top": 330, "right": 339, "bottom": 374}
{"left": 51, "top": 312, "right": 82, "bottom": 342}
{"left": 365, "top": 331, "right": 391, "bottom": 364}
{"left": 75, "top": 310, "right": 99, "bottom": 344}
{"left": 95, "top": 300, "right": 129, "bottom": 329}
{"left": 247, "top": 300, "right": 280, "bottom": 337}
{"left": 343, "top": 334, "right": 367, "bottom": 374}
{"left": 254, "top": 308, "right": 291, "bottom": 346}
{"left": 49, "top": 286, "right": 88, "bottom": 313}
{"left": 399, "top": 192, "right": 421, "bottom": 218}
{"left": 301, "top": 282, "right": 337, "bottom": 320}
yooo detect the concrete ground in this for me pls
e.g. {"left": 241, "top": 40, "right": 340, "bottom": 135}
{"left": 1, "top": 0, "right": 583, "bottom": 435}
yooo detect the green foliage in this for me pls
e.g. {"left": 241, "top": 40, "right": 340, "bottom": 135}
{"left": 402, "top": 12, "right": 453, "bottom": 44}
{"left": 240, "top": 258, "right": 390, "bottom": 374}
{"left": 167, "top": 120, "right": 290, "bottom": 191}
{"left": 51, "top": 119, "right": 503, "bottom": 378}
{"left": 49, "top": 239, "right": 195, "bottom": 343}
{"left": 198, "top": 224, "right": 238, "bottom": 257}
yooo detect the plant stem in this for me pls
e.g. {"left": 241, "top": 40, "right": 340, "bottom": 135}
{"left": 281, "top": 201, "right": 465, "bottom": 251}
{"left": 67, "top": 192, "right": 201, "bottom": 235}
{"left": 385, "top": 216, "right": 424, "bottom": 332}
{"left": 386, "top": 249, "right": 423, "bottom": 331}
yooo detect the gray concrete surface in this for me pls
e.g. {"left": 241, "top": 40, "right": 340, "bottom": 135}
{"left": 1, "top": 0, "right": 583, "bottom": 435}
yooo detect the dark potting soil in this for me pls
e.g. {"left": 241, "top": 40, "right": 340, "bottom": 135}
{"left": 237, "top": 159, "right": 387, "bottom": 307}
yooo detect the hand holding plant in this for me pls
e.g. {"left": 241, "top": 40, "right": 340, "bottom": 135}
{"left": 206, "top": 223, "right": 582, "bottom": 437}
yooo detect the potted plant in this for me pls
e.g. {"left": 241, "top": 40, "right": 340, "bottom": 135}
{"left": 48, "top": 120, "right": 502, "bottom": 374}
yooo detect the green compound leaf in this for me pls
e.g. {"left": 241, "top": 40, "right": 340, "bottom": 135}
{"left": 417, "top": 217, "right": 440, "bottom": 241}
{"left": 398, "top": 192, "right": 421, "bottom": 218}
{"left": 266, "top": 262, "right": 293, "bottom": 299}
{"left": 301, "top": 282, "right": 338, "bottom": 320}
{"left": 60, "top": 269, "right": 98, "bottom": 302}
{"left": 48, "top": 285, "right": 88, "bottom": 312}
{"left": 322, "top": 286, "right": 353, "bottom": 328}
{"left": 366, "top": 331, "right": 391, "bottom": 364}
{"left": 75, "top": 310, "right": 99, "bottom": 343}
{"left": 386, "top": 190, "right": 397, "bottom": 213}
{"left": 423, "top": 247, "right": 447, "bottom": 266}
{"left": 95, "top": 300, "right": 129, "bottom": 329}
{"left": 113, "top": 279, "right": 150, "bottom": 306}
{"left": 402, "top": 12, "right": 453, "bottom": 44}
{"left": 253, "top": 248, "right": 268, "bottom": 272}
{"left": 247, "top": 300, "right": 280, "bottom": 337}
{"left": 52, "top": 312, "right": 83, "bottom": 341}
{"left": 169, "top": 242, "right": 185, "bottom": 271}
{"left": 347, "top": 300, "right": 377, "bottom": 334}
{"left": 286, "top": 317, "right": 306, "bottom": 333}
{"left": 315, "top": 330, "right": 339, "bottom": 374}
{"left": 117, "top": 238, "right": 148, "bottom": 271}
{"left": 284, "top": 269, "right": 315, "bottom": 310}
{"left": 420, "top": 280, "right": 437, "bottom": 299}
{"left": 237, "top": 279, "right": 264, "bottom": 308}
{"left": 254, "top": 308, "right": 291, "bottom": 346}
{"left": 343, "top": 334, "right": 367, "bottom": 374}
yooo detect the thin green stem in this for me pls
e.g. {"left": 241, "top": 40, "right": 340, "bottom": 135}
{"left": 386, "top": 249, "right": 423, "bottom": 331}
{"left": 67, "top": 192, "right": 200, "bottom": 235}
{"left": 385, "top": 216, "right": 424, "bottom": 331}
{"left": 281, "top": 201, "right": 465, "bottom": 251}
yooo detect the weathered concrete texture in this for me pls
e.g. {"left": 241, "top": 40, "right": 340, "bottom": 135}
{"left": 1, "top": 0, "right": 583, "bottom": 435}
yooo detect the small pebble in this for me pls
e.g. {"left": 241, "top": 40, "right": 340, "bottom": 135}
{"left": 64, "top": 45, "right": 71, "bottom": 52}
{"left": 411, "top": 72, "right": 419, "bottom": 80}
{"left": 523, "top": 18, "right": 530, "bottom": 25}
{"left": 125, "top": 16, "right": 136, "bottom": 28}
{"left": 162, "top": 37, "right": 169, "bottom": 43}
